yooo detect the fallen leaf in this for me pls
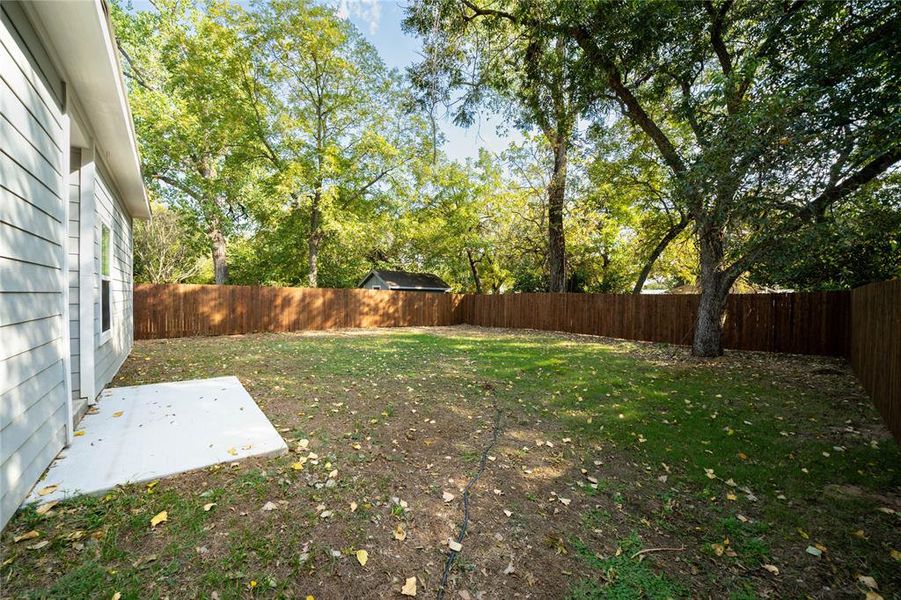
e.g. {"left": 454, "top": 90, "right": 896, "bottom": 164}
{"left": 393, "top": 525, "right": 406, "bottom": 541}
{"left": 503, "top": 561, "right": 515, "bottom": 575}
{"left": 442, "top": 491, "right": 455, "bottom": 502}
{"left": 891, "top": 548, "right": 901, "bottom": 561}
{"left": 559, "top": 497, "right": 571, "bottom": 506}
{"left": 35, "top": 502, "right": 58, "bottom": 516}
{"left": 227, "top": 448, "right": 238, "bottom": 456}
{"left": 355, "top": 549, "right": 368, "bottom": 566}
{"left": 292, "top": 462, "right": 304, "bottom": 471}
{"left": 350, "top": 501, "right": 358, "bottom": 512}
{"left": 112, "top": 411, "right": 124, "bottom": 418}
{"left": 261, "top": 501, "right": 278, "bottom": 512}
{"left": 762, "top": 564, "right": 779, "bottom": 576}
{"left": 203, "top": 503, "right": 216, "bottom": 512}
{"left": 27, "top": 540, "right": 49, "bottom": 550}
{"left": 503, "top": 510, "right": 512, "bottom": 517}
{"left": 13, "top": 530, "right": 39, "bottom": 543}
{"left": 150, "top": 511, "right": 168, "bottom": 528}
{"left": 37, "top": 485, "right": 59, "bottom": 497}
{"left": 711, "top": 543, "right": 725, "bottom": 556}
{"left": 864, "top": 593, "right": 884, "bottom": 600}
{"left": 74, "top": 430, "right": 86, "bottom": 437}
{"left": 806, "top": 545, "right": 822, "bottom": 557}
{"left": 448, "top": 539, "right": 462, "bottom": 552}
{"left": 112, "top": 594, "right": 122, "bottom": 600}
{"left": 400, "top": 576, "right": 417, "bottom": 597}
{"left": 857, "top": 575, "right": 878, "bottom": 590}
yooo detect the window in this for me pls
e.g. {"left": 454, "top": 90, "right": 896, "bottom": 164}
{"left": 372, "top": 285, "right": 381, "bottom": 290}
{"left": 101, "top": 223, "right": 111, "bottom": 340}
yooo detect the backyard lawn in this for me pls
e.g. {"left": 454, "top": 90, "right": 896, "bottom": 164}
{"left": 2, "top": 327, "right": 899, "bottom": 599}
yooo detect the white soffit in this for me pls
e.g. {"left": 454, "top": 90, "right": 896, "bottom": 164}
{"left": 28, "top": 0, "right": 150, "bottom": 218}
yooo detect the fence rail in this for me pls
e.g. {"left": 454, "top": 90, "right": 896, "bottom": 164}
{"left": 133, "top": 281, "right": 897, "bottom": 441}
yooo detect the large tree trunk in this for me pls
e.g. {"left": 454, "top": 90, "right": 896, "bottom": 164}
{"left": 691, "top": 222, "right": 733, "bottom": 357}
{"left": 210, "top": 227, "right": 228, "bottom": 285}
{"left": 307, "top": 190, "right": 322, "bottom": 288}
{"left": 547, "top": 138, "right": 568, "bottom": 293}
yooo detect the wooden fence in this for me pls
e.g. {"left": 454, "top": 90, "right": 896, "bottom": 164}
{"left": 849, "top": 280, "right": 901, "bottom": 442}
{"left": 132, "top": 281, "right": 897, "bottom": 440}
{"left": 461, "top": 291, "right": 851, "bottom": 356}
{"left": 133, "top": 284, "right": 462, "bottom": 339}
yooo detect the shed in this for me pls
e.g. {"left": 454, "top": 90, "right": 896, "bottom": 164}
{"left": 359, "top": 269, "right": 451, "bottom": 292}
{"left": 1, "top": 0, "right": 149, "bottom": 529}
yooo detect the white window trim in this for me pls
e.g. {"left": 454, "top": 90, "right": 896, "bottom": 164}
{"left": 99, "top": 218, "right": 112, "bottom": 345}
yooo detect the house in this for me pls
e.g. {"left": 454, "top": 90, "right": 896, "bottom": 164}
{"left": 358, "top": 269, "right": 451, "bottom": 292}
{"left": 1, "top": 0, "right": 149, "bottom": 529}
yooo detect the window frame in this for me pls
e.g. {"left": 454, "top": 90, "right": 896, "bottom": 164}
{"left": 99, "top": 220, "right": 112, "bottom": 345}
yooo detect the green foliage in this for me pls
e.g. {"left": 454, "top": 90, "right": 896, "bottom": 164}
{"left": 115, "top": 0, "right": 898, "bottom": 296}
{"left": 134, "top": 202, "right": 209, "bottom": 283}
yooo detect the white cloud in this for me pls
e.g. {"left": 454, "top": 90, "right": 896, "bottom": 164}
{"left": 336, "top": 0, "right": 382, "bottom": 35}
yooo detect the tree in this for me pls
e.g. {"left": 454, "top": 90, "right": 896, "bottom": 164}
{"left": 442, "top": 0, "right": 901, "bottom": 355}
{"left": 113, "top": 0, "right": 256, "bottom": 284}
{"left": 134, "top": 202, "right": 208, "bottom": 283}
{"left": 244, "top": 0, "right": 430, "bottom": 287}
{"left": 749, "top": 177, "right": 901, "bottom": 290}
{"left": 405, "top": 1, "right": 587, "bottom": 292}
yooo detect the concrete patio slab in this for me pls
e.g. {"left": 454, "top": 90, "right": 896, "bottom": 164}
{"left": 25, "top": 376, "right": 287, "bottom": 505}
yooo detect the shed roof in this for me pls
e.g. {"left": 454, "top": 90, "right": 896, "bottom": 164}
{"left": 362, "top": 270, "right": 451, "bottom": 291}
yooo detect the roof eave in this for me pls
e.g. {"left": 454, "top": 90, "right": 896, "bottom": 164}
{"left": 28, "top": 0, "right": 150, "bottom": 219}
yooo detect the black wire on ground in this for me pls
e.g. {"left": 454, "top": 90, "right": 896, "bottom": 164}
{"left": 436, "top": 398, "right": 503, "bottom": 600}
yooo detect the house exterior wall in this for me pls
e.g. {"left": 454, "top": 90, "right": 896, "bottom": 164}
{"left": 0, "top": 1, "right": 69, "bottom": 530}
{"left": 92, "top": 164, "right": 133, "bottom": 395}
{"left": 360, "top": 272, "right": 387, "bottom": 290}
{"left": 0, "top": 1, "right": 139, "bottom": 531}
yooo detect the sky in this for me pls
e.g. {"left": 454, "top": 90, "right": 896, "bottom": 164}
{"left": 339, "top": 0, "right": 521, "bottom": 162}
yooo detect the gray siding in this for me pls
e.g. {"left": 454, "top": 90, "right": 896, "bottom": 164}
{"left": 93, "top": 166, "right": 133, "bottom": 394}
{"left": 361, "top": 272, "right": 387, "bottom": 290}
{"left": 0, "top": 2, "right": 68, "bottom": 530}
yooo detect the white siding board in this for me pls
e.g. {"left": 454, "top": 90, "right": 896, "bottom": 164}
{"left": 0, "top": 187, "right": 58, "bottom": 241}
{"left": 0, "top": 76, "right": 60, "bottom": 155}
{"left": 0, "top": 222, "right": 62, "bottom": 268}
{"left": 0, "top": 359, "right": 63, "bottom": 430}
{"left": 1, "top": 113, "right": 61, "bottom": 175}
{"left": 0, "top": 292, "right": 61, "bottom": 324}
{"left": 0, "top": 8, "right": 62, "bottom": 128}
{"left": 0, "top": 154, "right": 63, "bottom": 220}
{"left": 1, "top": 380, "right": 65, "bottom": 461}
{"left": 0, "top": 3, "right": 68, "bottom": 531}
{"left": 1, "top": 259, "right": 62, "bottom": 292}
{"left": 91, "top": 166, "right": 133, "bottom": 396}
{"left": 0, "top": 403, "right": 65, "bottom": 521}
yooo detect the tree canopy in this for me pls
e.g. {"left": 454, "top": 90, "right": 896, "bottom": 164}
{"left": 117, "top": 0, "right": 899, "bottom": 354}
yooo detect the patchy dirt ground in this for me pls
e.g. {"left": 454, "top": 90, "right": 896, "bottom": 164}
{"left": 2, "top": 326, "right": 899, "bottom": 599}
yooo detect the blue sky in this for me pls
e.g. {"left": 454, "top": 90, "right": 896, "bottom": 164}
{"left": 340, "top": 0, "right": 520, "bottom": 162}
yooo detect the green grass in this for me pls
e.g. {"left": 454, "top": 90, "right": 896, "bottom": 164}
{"left": 3, "top": 329, "right": 898, "bottom": 599}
